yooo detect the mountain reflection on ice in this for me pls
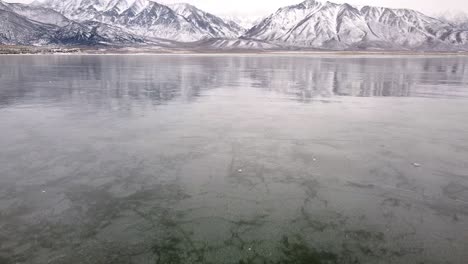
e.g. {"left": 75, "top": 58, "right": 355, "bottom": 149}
{"left": 0, "top": 55, "right": 467, "bottom": 264}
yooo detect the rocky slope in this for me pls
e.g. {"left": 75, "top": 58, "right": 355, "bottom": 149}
{"left": 170, "top": 3, "right": 244, "bottom": 38}
{"left": 0, "top": 0, "right": 145, "bottom": 45}
{"left": 244, "top": 0, "right": 468, "bottom": 50}
{"left": 36, "top": 0, "right": 243, "bottom": 42}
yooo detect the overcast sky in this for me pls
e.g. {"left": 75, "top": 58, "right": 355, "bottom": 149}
{"left": 7, "top": 0, "right": 468, "bottom": 17}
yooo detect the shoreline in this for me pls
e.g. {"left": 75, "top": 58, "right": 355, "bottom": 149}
{"left": 1, "top": 46, "right": 468, "bottom": 56}
{"left": 2, "top": 52, "right": 468, "bottom": 57}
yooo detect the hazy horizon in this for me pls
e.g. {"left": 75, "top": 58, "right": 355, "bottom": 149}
{"left": 5, "top": 0, "right": 468, "bottom": 18}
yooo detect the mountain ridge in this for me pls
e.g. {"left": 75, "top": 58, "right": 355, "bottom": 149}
{"left": 1, "top": 0, "right": 467, "bottom": 51}
{"left": 36, "top": 0, "right": 243, "bottom": 42}
{"left": 244, "top": 0, "right": 468, "bottom": 50}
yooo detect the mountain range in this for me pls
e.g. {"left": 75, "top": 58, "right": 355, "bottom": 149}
{"left": 0, "top": 0, "right": 467, "bottom": 51}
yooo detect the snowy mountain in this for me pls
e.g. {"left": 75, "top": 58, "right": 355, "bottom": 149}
{"left": 0, "top": 0, "right": 146, "bottom": 45}
{"left": 191, "top": 37, "right": 285, "bottom": 50}
{"left": 0, "top": 8, "right": 56, "bottom": 45}
{"left": 35, "top": 0, "right": 243, "bottom": 42}
{"left": 244, "top": 0, "right": 468, "bottom": 50}
{"left": 1, "top": 0, "right": 468, "bottom": 51}
{"left": 1, "top": 2, "right": 71, "bottom": 27}
{"left": 36, "top": 0, "right": 200, "bottom": 41}
{"left": 221, "top": 15, "right": 263, "bottom": 32}
{"left": 169, "top": 3, "right": 243, "bottom": 38}
{"left": 438, "top": 11, "right": 468, "bottom": 29}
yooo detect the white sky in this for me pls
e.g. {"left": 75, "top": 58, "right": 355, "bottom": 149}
{"left": 6, "top": 0, "right": 468, "bottom": 17}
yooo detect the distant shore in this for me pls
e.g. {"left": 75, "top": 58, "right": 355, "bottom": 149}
{"left": 1, "top": 45, "right": 468, "bottom": 56}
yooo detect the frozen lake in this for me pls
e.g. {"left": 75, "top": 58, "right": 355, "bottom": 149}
{"left": 0, "top": 54, "right": 467, "bottom": 264}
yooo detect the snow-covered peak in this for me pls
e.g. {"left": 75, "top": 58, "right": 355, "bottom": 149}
{"left": 169, "top": 2, "right": 244, "bottom": 38}
{"left": 125, "top": 0, "right": 150, "bottom": 15}
{"left": 37, "top": 0, "right": 150, "bottom": 16}
{"left": 300, "top": 0, "right": 321, "bottom": 9}
{"left": 105, "top": 0, "right": 138, "bottom": 14}
{"left": 245, "top": 0, "right": 325, "bottom": 40}
{"left": 9, "top": 0, "right": 466, "bottom": 50}
{"left": 169, "top": 2, "right": 195, "bottom": 10}
{"left": 437, "top": 11, "right": 468, "bottom": 28}
{"left": 283, "top": 0, "right": 323, "bottom": 12}
{"left": 39, "top": 0, "right": 112, "bottom": 12}
{"left": 222, "top": 15, "right": 263, "bottom": 31}
{"left": 169, "top": 3, "right": 201, "bottom": 18}
{"left": 245, "top": 0, "right": 468, "bottom": 50}
{"left": 33, "top": 0, "right": 244, "bottom": 41}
